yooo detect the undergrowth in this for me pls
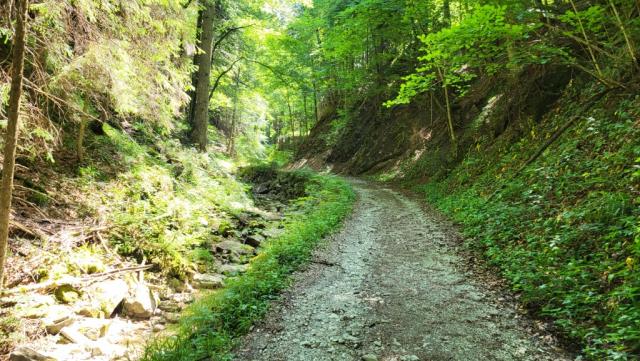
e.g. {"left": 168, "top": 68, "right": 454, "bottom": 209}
{"left": 414, "top": 86, "right": 640, "bottom": 359}
{"left": 78, "top": 125, "right": 256, "bottom": 279}
{"left": 141, "top": 174, "right": 355, "bottom": 361}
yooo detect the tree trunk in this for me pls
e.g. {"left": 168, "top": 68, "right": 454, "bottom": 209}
{"left": 0, "top": 0, "right": 28, "bottom": 288}
{"left": 191, "top": 1, "right": 216, "bottom": 152}
{"left": 186, "top": 7, "right": 204, "bottom": 127}
{"left": 436, "top": 67, "right": 456, "bottom": 153}
{"left": 312, "top": 81, "right": 319, "bottom": 125}
{"left": 302, "top": 91, "right": 309, "bottom": 135}
{"left": 77, "top": 119, "right": 87, "bottom": 164}
{"left": 287, "top": 95, "right": 294, "bottom": 139}
{"left": 228, "top": 70, "right": 240, "bottom": 156}
{"left": 608, "top": 0, "right": 638, "bottom": 69}
{"left": 443, "top": 0, "right": 451, "bottom": 27}
{"left": 568, "top": 0, "right": 604, "bottom": 80}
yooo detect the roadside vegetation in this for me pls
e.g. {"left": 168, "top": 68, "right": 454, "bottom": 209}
{"left": 418, "top": 86, "right": 639, "bottom": 359}
{"left": 143, "top": 173, "right": 354, "bottom": 361}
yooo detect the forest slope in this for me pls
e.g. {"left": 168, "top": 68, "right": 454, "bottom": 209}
{"left": 297, "top": 60, "right": 640, "bottom": 360}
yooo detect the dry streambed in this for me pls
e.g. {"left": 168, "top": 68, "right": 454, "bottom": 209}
{"left": 1, "top": 170, "right": 304, "bottom": 361}
{"left": 235, "top": 180, "right": 573, "bottom": 361}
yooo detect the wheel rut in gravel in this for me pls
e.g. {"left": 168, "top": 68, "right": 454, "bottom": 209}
{"left": 235, "top": 179, "right": 571, "bottom": 361}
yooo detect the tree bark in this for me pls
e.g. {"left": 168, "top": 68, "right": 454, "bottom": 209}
{"left": 186, "top": 6, "right": 204, "bottom": 127}
{"left": 312, "top": 81, "right": 319, "bottom": 125}
{"left": 228, "top": 70, "right": 240, "bottom": 156}
{"left": 302, "top": 91, "right": 309, "bottom": 135}
{"left": 0, "top": 0, "right": 28, "bottom": 288}
{"left": 190, "top": 0, "right": 216, "bottom": 151}
{"left": 443, "top": 0, "right": 451, "bottom": 27}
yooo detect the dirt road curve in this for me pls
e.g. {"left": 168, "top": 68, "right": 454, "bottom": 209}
{"left": 234, "top": 180, "right": 571, "bottom": 361}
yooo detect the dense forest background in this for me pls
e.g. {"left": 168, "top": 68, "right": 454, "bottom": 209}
{"left": 0, "top": 0, "right": 638, "bottom": 360}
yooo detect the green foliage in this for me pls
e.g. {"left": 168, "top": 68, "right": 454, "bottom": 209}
{"left": 11, "top": 0, "right": 195, "bottom": 161}
{"left": 387, "top": 5, "right": 548, "bottom": 106}
{"left": 416, "top": 91, "right": 640, "bottom": 359}
{"left": 0, "top": 316, "right": 24, "bottom": 354}
{"left": 142, "top": 174, "right": 355, "bottom": 361}
{"left": 79, "top": 125, "right": 253, "bottom": 278}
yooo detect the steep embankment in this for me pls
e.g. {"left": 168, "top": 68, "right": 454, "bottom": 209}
{"left": 296, "top": 70, "right": 640, "bottom": 359}
{"left": 297, "top": 65, "right": 570, "bottom": 176}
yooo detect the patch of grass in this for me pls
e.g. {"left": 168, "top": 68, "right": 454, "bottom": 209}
{"left": 141, "top": 174, "right": 355, "bottom": 361}
{"left": 0, "top": 316, "right": 24, "bottom": 354}
{"left": 413, "top": 90, "right": 640, "bottom": 359}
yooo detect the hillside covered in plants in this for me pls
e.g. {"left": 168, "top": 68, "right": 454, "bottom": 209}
{"left": 0, "top": 0, "right": 638, "bottom": 360}
{"left": 290, "top": 0, "right": 640, "bottom": 359}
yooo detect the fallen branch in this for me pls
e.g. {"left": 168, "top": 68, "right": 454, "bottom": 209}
{"left": 9, "top": 220, "right": 47, "bottom": 240}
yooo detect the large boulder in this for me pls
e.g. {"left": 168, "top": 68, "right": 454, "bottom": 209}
{"left": 124, "top": 283, "right": 158, "bottom": 319}
{"left": 9, "top": 347, "right": 57, "bottom": 361}
{"left": 87, "top": 279, "right": 129, "bottom": 317}
{"left": 192, "top": 274, "right": 225, "bottom": 289}
{"left": 219, "top": 263, "right": 249, "bottom": 276}
{"left": 215, "top": 240, "right": 254, "bottom": 256}
{"left": 60, "top": 326, "right": 91, "bottom": 344}
{"left": 244, "top": 234, "right": 265, "bottom": 248}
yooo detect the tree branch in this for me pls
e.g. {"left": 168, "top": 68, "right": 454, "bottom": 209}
{"left": 211, "top": 24, "right": 254, "bottom": 62}
{"left": 209, "top": 57, "right": 244, "bottom": 100}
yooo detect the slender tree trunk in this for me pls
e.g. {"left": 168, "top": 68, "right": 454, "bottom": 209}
{"left": 191, "top": 1, "right": 216, "bottom": 151}
{"left": 77, "top": 119, "right": 86, "bottom": 163}
{"left": 187, "top": 7, "right": 204, "bottom": 127}
{"left": 0, "top": 0, "right": 28, "bottom": 288}
{"left": 303, "top": 91, "right": 309, "bottom": 135}
{"left": 312, "top": 81, "right": 319, "bottom": 125}
{"left": 228, "top": 70, "right": 240, "bottom": 156}
{"left": 274, "top": 115, "right": 281, "bottom": 146}
{"left": 286, "top": 96, "right": 294, "bottom": 139}
{"left": 608, "top": 0, "right": 638, "bottom": 68}
{"left": 436, "top": 67, "right": 456, "bottom": 148}
{"left": 443, "top": 0, "right": 451, "bottom": 27}
{"left": 568, "top": 0, "right": 604, "bottom": 80}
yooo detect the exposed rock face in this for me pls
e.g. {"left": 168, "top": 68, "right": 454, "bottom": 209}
{"left": 192, "top": 273, "right": 225, "bottom": 289}
{"left": 124, "top": 283, "right": 158, "bottom": 319}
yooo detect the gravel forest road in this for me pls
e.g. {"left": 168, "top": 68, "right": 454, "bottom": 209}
{"left": 234, "top": 179, "right": 571, "bottom": 361}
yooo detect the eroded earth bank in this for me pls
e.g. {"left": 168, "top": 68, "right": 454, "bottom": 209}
{"left": 235, "top": 180, "right": 572, "bottom": 361}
